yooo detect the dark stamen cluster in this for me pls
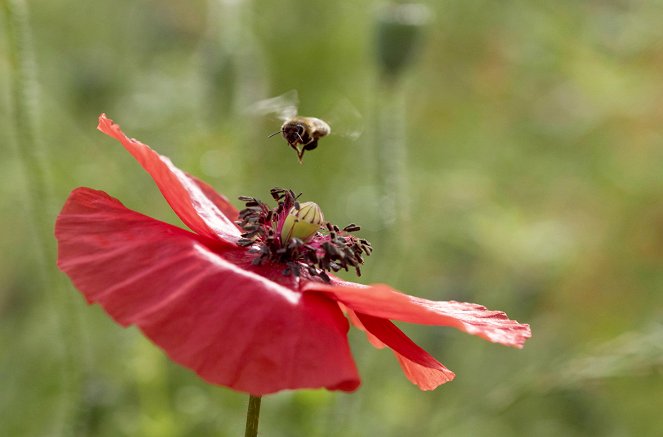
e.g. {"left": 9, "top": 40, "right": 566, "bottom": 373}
{"left": 235, "top": 188, "right": 373, "bottom": 283}
{"left": 318, "top": 222, "right": 373, "bottom": 277}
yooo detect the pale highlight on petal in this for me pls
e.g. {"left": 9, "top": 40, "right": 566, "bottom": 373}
{"left": 188, "top": 174, "right": 239, "bottom": 222}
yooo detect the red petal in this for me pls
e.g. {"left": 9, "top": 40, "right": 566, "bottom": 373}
{"left": 188, "top": 174, "right": 239, "bottom": 222}
{"left": 56, "top": 187, "right": 360, "bottom": 394}
{"left": 349, "top": 310, "right": 455, "bottom": 390}
{"left": 97, "top": 114, "right": 240, "bottom": 245}
{"left": 355, "top": 312, "right": 455, "bottom": 390}
{"left": 305, "top": 282, "right": 531, "bottom": 348}
{"left": 345, "top": 307, "right": 385, "bottom": 349}
{"left": 392, "top": 354, "right": 454, "bottom": 391}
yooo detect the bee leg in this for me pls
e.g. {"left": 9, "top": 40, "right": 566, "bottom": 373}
{"left": 297, "top": 146, "right": 306, "bottom": 163}
{"left": 303, "top": 140, "right": 318, "bottom": 151}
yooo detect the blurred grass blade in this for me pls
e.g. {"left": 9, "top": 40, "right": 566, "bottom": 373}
{"left": 3, "top": 0, "right": 82, "bottom": 435}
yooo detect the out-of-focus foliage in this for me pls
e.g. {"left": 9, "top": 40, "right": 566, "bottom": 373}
{"left": 1, "top": 0, "right": 662, "bottom": 436}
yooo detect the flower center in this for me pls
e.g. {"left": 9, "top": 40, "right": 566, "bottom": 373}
{"left": 235, "top": 188, "right": 373, "bottom": 282}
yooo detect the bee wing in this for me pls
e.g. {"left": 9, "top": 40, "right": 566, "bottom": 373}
{"left": 324, "top": 98, "right": 363, "bottom": 140}
{"left": 244, "top": 89, "right": 299, "bottom": 121}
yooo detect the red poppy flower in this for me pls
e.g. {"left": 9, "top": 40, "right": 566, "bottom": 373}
{"left": 55, "top": 114, "right": 531, "bottom": 395}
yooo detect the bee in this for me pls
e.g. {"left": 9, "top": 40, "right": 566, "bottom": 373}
{"left": 270, "top": 116, "right": 331, "bottom": 163}
{"left": 247, "top": 90, "right": 361, "bottom": 163}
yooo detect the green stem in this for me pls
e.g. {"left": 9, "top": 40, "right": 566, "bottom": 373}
{"left": 376, "top": 79, "right": 409, "bottom": 230}
{"left": 373, "top": 78, "right": 412, "bottom": 280}
{"left": 244, "top": 395, "right": 262, "bottom": 437}
{"left": 4, "top": 0, "right": 82, "bottom": 434}
{"left": 4, "top": 0, "right": 48, "bottom": 239}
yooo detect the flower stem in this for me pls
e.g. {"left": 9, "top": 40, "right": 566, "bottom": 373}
{"left": 244, "top": 395, "right": 262, "bottom": 437}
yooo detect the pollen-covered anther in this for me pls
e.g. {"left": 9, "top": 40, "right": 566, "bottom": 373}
{"left": 280, "top": 201, "right": 324, "bottom": 244}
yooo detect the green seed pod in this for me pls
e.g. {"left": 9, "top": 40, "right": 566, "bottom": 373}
{"left": 280, "top": 202, "right": 325, "bottom": 244}
{"left": 375, "top": 3, "right": 431, "bottom": 79}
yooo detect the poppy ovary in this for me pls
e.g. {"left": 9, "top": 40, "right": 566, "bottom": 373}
{"left": 280, "top": 202, "right": 324, "bottom": 244}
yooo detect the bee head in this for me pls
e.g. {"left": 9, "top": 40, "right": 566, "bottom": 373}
{"left": 281, "top": 122, "right": 306, "bottom": 146}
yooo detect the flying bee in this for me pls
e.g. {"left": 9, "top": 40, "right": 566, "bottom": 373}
{"left": 247, "top": 90, "right": 362, "bottom": 163}
{"left": 270, "top": 116, "right": 331, "bottom": 163}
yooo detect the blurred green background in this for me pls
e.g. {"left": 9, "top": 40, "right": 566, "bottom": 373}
{"left": 1, "top": 0, "right": 662, "bottom": 436}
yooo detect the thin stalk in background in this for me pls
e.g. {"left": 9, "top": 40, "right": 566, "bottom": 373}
{"left": 374, "top": 82, "right": 409, "bottom": 241}
{"left": 202, "top": 0, "right": 267, "bottom": 120}
{"left": 372, "top": 3, "right": 430, "bottom": 268}
{"left": 200, "top": 0, "right": 268, "bottom": 190}
{"left": 3, "top": 0, "right": 82, "bottom": 435}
